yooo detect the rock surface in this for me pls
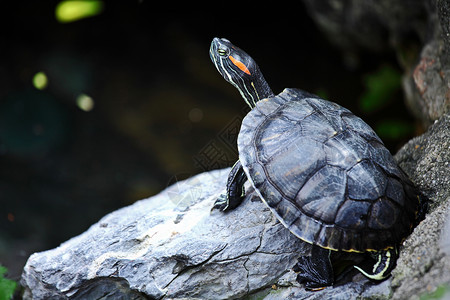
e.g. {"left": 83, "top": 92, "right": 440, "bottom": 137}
{"left": 302, "top": 0, "right": 450, "bottom": 126}
{"left": 395, "top": 114, "right": 450, "bottom": 205}
{"left": 392, "top": 114, "right": 450, "bottom": 299}
{"left": 21, "top": 115, "right": 450, "bottom": 300}
{"left": 21, "top": 168, "right": 389, "bottom": 300}
{"left": 301, "top": 0, "right": 428, "bottom": 54}
{"left": 21, "top": 169, "right": 311, "bottom": 299}
{"left": 404, "top": 38, "right": 450, "bottom": 126}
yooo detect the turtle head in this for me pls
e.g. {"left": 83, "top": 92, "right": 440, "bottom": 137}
{"left": 210, "top": 37, "right": 273, "bottom": 108}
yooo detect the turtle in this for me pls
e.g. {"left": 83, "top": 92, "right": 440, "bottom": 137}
{"left": 209, "top": 37, "right": 428, "bottom": 289}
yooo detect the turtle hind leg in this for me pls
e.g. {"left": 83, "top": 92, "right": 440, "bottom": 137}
{"left": 354, "top": 248, "right": 398, "bottom": 281}
{"left": 213, "top": 160, "right": 247, "bottom": 212}
{"left": 293, "top": 245, "right": 334, "bottom": 290}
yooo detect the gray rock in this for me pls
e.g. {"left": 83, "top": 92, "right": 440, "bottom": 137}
{"left": 21, "top": 169, "right": 311, "bottom": 299}
{"left": 261, "top": 277, "right": 391, "bottom": 300}
{"left": 302, "top": 0, "right": 450, "bottom": 126}
{"left": 391, "top": 198, "right": 450, "bottom": 300}
{"left": 395, "top": 114, "right": 450, "bottom": 205}
{"left": 21, "top": 167, "right": 390, "bottom": 299}
{"left": 301, "top": 0, "right": 428, "bottom": 54}
{"left": 19, "top": 115, "right": 450, "bottom": 299}
{"left": 391, "top": 114, "right": 450, "bottom": 299}
{"left": 403, "top": 39, "right": 450, "bottom": 126}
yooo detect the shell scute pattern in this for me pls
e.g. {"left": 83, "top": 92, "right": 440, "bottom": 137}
{"left": 372, "top": 145, "right": 405, "bottom": 179}
{"left": 347, "top": 160, "right": 387, "bottom": 200}
{"left": 264, "top": 138, "right": 326, "bottom": 200}
{"left": 342, "top": 113, "right": 383, "bottom": 144}
{"left": 324, "top": 130, "right": 373, "bottom": 170}
{"left": 289, "top": 213, "right": 323, "bottom": 245}
{"left": 334, "top": 200, "right": 371, "bottom": 230}
{"left": 256, "top": 116, "right": 304, "bottom": 163}
{"left": 368, "top": 199, "right": 400, "bottom": 230}
{"left": 238, "top": 89, "right": 419, "bottom": 252}
{"left": 275, "top": 98, "right": 315, "bottom": 124}
{"left": 295, "top": 166, "right": 346, "bottom": 224}
{"left": 385, "top": 178, "right": 405, "bottom": 206}
{"left": 316, "top": 225, "right": 341, "bottom": 250}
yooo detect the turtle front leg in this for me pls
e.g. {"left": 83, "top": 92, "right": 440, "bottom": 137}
{"left": 293, "top": 245, "right": 334, "bottom": 290}
{"left": 213, "top": 160, "right": 247, "bottom": 212}
{"left": 354, "top": 248, "right": 397, "bottom": 280}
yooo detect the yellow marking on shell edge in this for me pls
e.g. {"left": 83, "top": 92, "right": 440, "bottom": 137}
{"left": 315, "top": 245, "right": 394, "bottom": 254}
{"left": 364, "top": 246, "right": 394, "bottom": 252}
{"left": 341, "top": 248, "right": 364, "bottom": 253}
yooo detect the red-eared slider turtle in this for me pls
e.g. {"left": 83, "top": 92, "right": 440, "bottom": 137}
{"left": 210, "top": 37, "right": 427, "bottom": 289}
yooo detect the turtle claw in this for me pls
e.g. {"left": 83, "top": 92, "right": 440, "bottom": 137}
{"left": 212, "top": 194, "right": 229, "bottom": 212}
{"left": 212, "top": 160, "right": 247, "bottom": 213}
{"left": 294, "top": 259, "right": 331, "bottom": 290}
{"left": 293, "top": 246, "right": 334, "bottom": 290}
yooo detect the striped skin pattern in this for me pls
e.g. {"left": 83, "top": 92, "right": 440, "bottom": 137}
{"left": 209, "top": 38, "right": 274, "bottom": 108}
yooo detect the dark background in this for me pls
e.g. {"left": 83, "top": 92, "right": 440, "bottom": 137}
{"left": 0, "top": 2, "right": 414, "bottom": 280}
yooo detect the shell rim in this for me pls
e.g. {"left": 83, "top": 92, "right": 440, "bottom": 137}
{"left": 238, "top": 89, "right": 402, "bottom": 253}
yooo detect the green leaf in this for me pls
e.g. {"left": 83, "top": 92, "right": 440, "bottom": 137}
{"left": 314, "top": 89, "right": 329, "bottom": 100}
{"left": 55, "top": 0, "right": 104, "bottom": 23}
{"left": 0, "top": 266, "right": 17, "bottom": 300}
{"left": 375, "top": 119, "right": 413, "bottom": 140}
{"left": 420, "top": 284, "right": 450, "bottom": 300}
{"left": 360, "top": 65, "right": 401, "bottom": 113}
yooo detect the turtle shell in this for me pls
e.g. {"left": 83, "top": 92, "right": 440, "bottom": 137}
{"left": 238, "top": 88, "right": 420, "bottom": 252}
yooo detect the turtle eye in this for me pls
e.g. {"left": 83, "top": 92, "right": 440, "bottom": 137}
{"left": 217, "top": 48, "right": 228, "bottom": 56}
